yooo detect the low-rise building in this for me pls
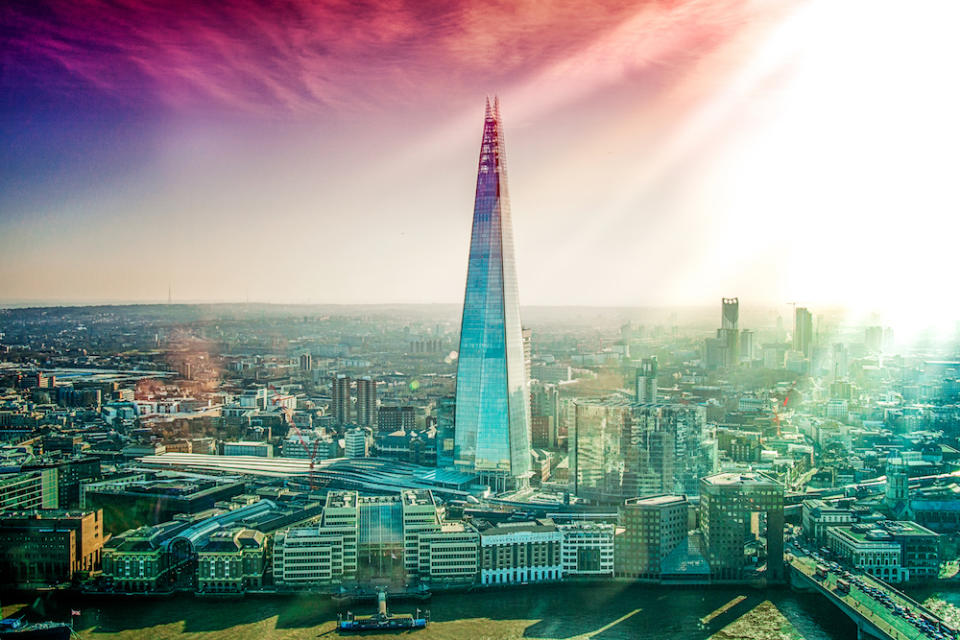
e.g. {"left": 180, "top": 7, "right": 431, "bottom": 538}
{"left": 0, "top": 468, "right": 59, "bottom": 511}
{"left": 0, "top": 509, "right": 104, "bottom": 588}
{"left": 196, "top": 528, "right": 267, "bottom": 594}
{"left": 802, "top": 499, "right": 856, "bottom": 546}
{"left": 558, "top": 521, "right": 614, "bottom": 577}
{"left": 478, "top": 519, "right": 562, "bottom": 586}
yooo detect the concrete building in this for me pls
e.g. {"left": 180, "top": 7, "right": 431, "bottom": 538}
{"left": 557, "top": 521, "right": 615, "bottom": 578}
{"left": 615, "top": 495, "right": 687, "bottom": 579}
{"left": 0, "top": 509, "right": 104, "bottom": 588}
{"left": 0, "top": 468, "right": 58, "bottom": 511}
{"left": 332, "top": 374, "right": 352, "bottom": 425}
{"left": 196, "top": 528, "right": 267, "bottom": 594}
{"left": 355, "top": 377, "right": 377, "bottom": 428}
{"left": 378, "top": 406, "right": 416, "bottom": 432}
{"left": 635, "top": 356, "right": 658, "bottom": 403}
{"left": 222, "top": 441, "right": 274, "bottom": 458}
{"left": 478, "top": 518, "right": 562, "bottom": 585}
{"left": 699, "top": 472, "right": 784, "bottom": 580}
{"left": 344, "top": 428, "right": 368, "bottom": 458}
{"left": 801, "top": 499, "right": 856, "bottom": 546}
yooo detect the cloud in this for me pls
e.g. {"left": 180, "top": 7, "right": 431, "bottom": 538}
{"left": 2, "top": 0, "right": 757, "bottom": 116}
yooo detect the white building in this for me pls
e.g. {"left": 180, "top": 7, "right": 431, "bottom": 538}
{"left": 558, "top": 521, "right": 615, "bottom": 577}
{"left": 344, "top": 428, "right": 367, "bottom": 458}
{"left": 479, "top": 519, "right": 562, "bottom": 585}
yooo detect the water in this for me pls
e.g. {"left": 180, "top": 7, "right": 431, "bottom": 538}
{"left": 29, "top": 584, "right": 870, "bottom": 639}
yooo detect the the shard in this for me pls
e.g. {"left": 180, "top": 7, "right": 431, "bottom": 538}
{"left": 454, "top": 97, "right": 532, "bottom": 490}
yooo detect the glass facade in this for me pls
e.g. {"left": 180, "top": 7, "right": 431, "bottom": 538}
{"left": 454, "top": 98, "right": 531, "bottom": 482}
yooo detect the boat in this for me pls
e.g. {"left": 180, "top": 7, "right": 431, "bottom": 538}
{"left": 0, "top": 618, "right": 73, "bottom": 640}
{"left": 337, "top": 589, "right": 429, "bottom": 632}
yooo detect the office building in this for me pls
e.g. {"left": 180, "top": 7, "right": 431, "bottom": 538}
{"left": 616, "top": 495, "right": 687, "bottom": 579}
{"left": 794, "top": 307, "right": 813, "bottom": 356}
{"left": 801, "top": 499, "right": 857, "bottom": 545}
{"left": 572, "top": 400, "right": 707, "bottom": 502}
{"left": 378, "top": 405, "right": 416, "bottom": 432}
{"left": 332, "top": 374, "right": 352, "bottom": 425}
{"left": 635, "top": 356, "right": 658, "bottom": 403}
{"left": 196, "top": 528, "right": 267, "bottom": 594}
{"left": 530, "top": 382, "right": 559, "bottom": 449}
{"left": 699, "top": 472, "right": 784, "bottom": 580}
{"left": 557, "top": 521, "right": 615, "bottom": 578}
{"left": 826, "top": 521, "right": 939, "bottom": 583}
{"left": 355, "top": 377, "right": 377, "bottom": 428}
{"left": 299, "top": 353, "right": 312, "bottom": 371}
{"left": 344, "top": 428, "right": 368, "bottom": 458}
{"left": 478, "top": 518, "right": 562, "bottom": 585}
{"left": 222, "top": 441, "right": 274, "bottom": 458}
{"left": 0, "top": 509, "right": 104, "bottom": 587}
{"left": 0, "top": 468, "right": 59, "bottom": 511}
{"left": 435, "top": 396, "right": 457, "bottom": 469}
{"left": 454, "top": 98, "right": 532, "bottom": 491}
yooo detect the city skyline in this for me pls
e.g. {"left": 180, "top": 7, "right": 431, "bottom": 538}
{"left": 3, "top": 0, "right": 960, "bottom": 329}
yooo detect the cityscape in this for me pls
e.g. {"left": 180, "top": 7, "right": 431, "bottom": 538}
{"left": 3, "top": 1, "right": 960, "bottom": 640}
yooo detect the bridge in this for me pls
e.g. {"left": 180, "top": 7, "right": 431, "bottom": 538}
{"left": 788, "top": 553, "right": 956, "bottom": 640}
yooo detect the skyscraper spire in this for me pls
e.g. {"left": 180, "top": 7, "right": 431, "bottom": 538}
{"left": 454, "top": 99, "right": 532, "bottom": 491}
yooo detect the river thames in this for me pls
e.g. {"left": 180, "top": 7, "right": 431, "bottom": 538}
{"left": 7, "top": 584, "right": 960, "bottom": 639}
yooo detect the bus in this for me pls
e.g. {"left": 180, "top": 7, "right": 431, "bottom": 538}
{"left": 836, "top": 579, "right": 851, "bottom": 594}
{"left": 816, "top": 565, "right": 829, "bottom": 579}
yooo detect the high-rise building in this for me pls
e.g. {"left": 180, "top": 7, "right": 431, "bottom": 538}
{"left": 522, "top": 327, "right": 532, "bottom": 384}
{"left": 299, "top": 353, "right": 312, "bottom": 371}
{"left": 700, "top": 472, "right": 784, "bottom": 580}
{"left": 332, "top": 374, "right": 352, "bottom": 425}
{"left": 355, "top": 377, "right": 377, "bottom": 428}
{"left": 454, "top": 98, "right": 532, "bottom": 490}
{"left": 794, "top": 307, "right": 814, "bottom": 356}
{"left": 615, "top": 495, "right": 687, "bottom": 579}
{"left": 721, "top": 297, "right": 739, "bottom": 330}
{"left": 635, "top": 356, "right": 658, "bottom": 402}
{"left": 572, "top": 400, "right": 707, "bottom": 502}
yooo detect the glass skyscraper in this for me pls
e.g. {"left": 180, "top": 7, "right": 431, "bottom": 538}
{"left": 454, "top": 98, "right": 531, "bottom": 489}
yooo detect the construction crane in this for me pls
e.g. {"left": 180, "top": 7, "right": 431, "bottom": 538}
{"left": 287, "top": 424, "right": 322, "bottom": 491}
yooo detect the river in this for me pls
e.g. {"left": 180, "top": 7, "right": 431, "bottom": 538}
{"left": 4, "top": 583, "right": 901, "bottom": 640}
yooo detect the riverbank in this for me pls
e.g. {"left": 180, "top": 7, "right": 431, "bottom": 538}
{"left": 2, "top": 584, "right": 865, "bottom": 640}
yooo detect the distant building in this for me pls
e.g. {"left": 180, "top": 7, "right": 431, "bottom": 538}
{"left": 378, "top": 406, "right": 416, "bottom": 432}
{"left": 222, "top": 441, "right": 274, "bottom": 458}
{"left": 299, "top": 353, "right": 313, "bottom": 371}
{"left": 344, "top": 428, "right": 368, "bottom": 459}
{"left": 794, "top": 307, "right": 814, "bottom": 356}
{"left": 635, "top": 356, "right": 658, "bottom": 403}
{"left": 0, "top": 468, "right": 58, "bottom": 511}
{"left": 332, "top": 374, "right": 352, "bottom": 425}
{"left": 355, "top": 377, "right": 377, "bottom": 428}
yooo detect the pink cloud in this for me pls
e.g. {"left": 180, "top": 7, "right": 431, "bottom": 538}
{"left": 3, "top": 0, "right": 764, "bottom": 116}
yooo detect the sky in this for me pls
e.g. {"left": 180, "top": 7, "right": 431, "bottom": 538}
{"left": 2, "top": 0, "right": 960, "bottom": 333}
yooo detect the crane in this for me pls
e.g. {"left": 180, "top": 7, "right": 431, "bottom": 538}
{"left": 287, "top": 424, "right": 322, "bottom": 491}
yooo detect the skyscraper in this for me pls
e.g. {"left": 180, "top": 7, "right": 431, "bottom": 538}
{"left": 454, "top": 98, "right": 532, "bottom": 490}
{"left": 635, "top": 356, "right": 658, "bottom": 402}
{"left": 355, "top": 377, "right": 377, "bottom": 428}
{"left": 332, "top": 374, "right": 352, "bottom": 425}
{"left": 794, "top": 307, "right": 813, "bottom": 356}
